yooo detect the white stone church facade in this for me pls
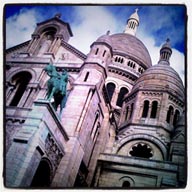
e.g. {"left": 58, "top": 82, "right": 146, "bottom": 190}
{"left": 5, "top": 10, "right": 186, "bottom": 188}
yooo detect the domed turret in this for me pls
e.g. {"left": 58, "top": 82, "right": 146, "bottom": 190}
{"left": 85, "top": 31, "right": 113, "bottom": 68}
{"left": 122, "top": 39, "right": 185, "bottom": 133}
{"left": 124, "top": 9, "right": 139, "bottom": 36}
{"left": 95, "top": 30, "right": 112, "bottom": 47}
{"left": 132, "top": 39, "right": 184, "bottom": 100}
{"left": 158, "top": 38, "right": 172, "bottom": 65}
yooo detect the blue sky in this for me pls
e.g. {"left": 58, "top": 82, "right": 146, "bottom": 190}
{"left": 5, "top": 4, "right": 186, "bottom": 82}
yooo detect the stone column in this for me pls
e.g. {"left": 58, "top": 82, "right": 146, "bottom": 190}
{"left": 112, "top": 89, "right": 120, "bottom": 106}
{"left": 147, "top": 103, "right": 152, "bottom": 119}
{"left": 17, "top": 87, "right": 32, "bottom": 107}
{"left": 6, "top": 86, "right": 17, "bottom": 106}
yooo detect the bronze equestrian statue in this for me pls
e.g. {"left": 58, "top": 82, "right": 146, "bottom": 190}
{"left": 44, "top": 64, "right": 68, "bottom": 114}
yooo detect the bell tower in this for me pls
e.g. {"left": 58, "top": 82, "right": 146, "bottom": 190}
{"left": 26, "top": 13, "right": 73, "bottom": 56}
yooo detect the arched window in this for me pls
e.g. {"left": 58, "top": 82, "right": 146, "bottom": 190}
{"left": 142, "top": 100, "right": 149, "bottom": 118}
{"left": 166, "top": 106, "right": 174, "bottom": 124}
{"left": 9, "top": 72, "right": 32, "bottom": 106}
{"left": 150, "top": 101, "right": 158, "bottom": 118}
{"left": 116, "top": 87, "right": 128, "bottom": 107}
{"left": 122, "top": 181, "right": 130, "bottom": 188}
{"left": 38, "top": 29, "right": 56, "bottom": 55}
{"left": 106, "top": 83, "right": 116, "bottom": 102}
{"left": 173, "top": 110, "right": 180, "bottom": 126}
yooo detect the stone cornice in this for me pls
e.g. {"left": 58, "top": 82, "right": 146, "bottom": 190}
{"left": 6, "top": 41, "right": 30, "bottom": 54}
{"left": 61, "top": 40, "right": 87, "bottom": 61}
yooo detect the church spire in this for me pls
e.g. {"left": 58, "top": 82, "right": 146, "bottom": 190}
{"left": 124, "top": 9, "right": 139, "bottom": 36}
{"left": 158, "top": 38, "right": 172, "bottom": 65}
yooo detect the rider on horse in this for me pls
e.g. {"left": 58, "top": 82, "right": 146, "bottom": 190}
{"left": 44, "top": 63, "right": 68, "bottom": 112}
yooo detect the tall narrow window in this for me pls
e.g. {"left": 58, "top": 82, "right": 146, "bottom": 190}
{"left": 166, "top": 106, "right": 174, "bottom": 124}
{"left": 150, "top": 101, "right": 158, "bottom": 118}
{"left": 130, "top": 103, "right": 134, "bottom": 119}
{"left": 142, "top": 100, "right": 149, "bottom": 118}
{"left": 95, "top": 48, "right": 99, "bottom": 55}
{"left": 106, "top": 83, "right": 116, "bottom": 102}
{"left": 173, "top": 110, "right": 180, "bottom": 126}
{"left": 84, "top": 72, "right": 89, "bottom": 82}
{"left": 103, "top": 50, "right": 106, "bottom": 57}
{"left": 10, "top": 72, "right": 32, "bottom": 106}
{"left": 125, "top": 106, "right": 129, "bottom": 121}
{"left": 91, "top": 113, "right": 99, "bottom": 139}
{"left": 116, "top": 87, "right": 128, "bottom": 107}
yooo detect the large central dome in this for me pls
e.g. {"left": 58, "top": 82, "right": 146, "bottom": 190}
{"left": 110, "top": 33, "right": 152, "bottom": 68}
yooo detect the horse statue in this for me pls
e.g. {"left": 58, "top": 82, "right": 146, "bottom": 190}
{"left": 44, "top": 64, "right": 68, "bottom": 113}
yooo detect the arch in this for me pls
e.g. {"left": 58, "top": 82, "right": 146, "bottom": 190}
{"left": 166, "top": 105, "right": 174, "bottom": 124}
{"left": 150, "top": 101, "right": 158, "bottom": 118}
{"left": 30, "top": 158, "right": 52, "bottom": 187}
{"left": 7, "top": 68, "right": 37, "bottom": 83}
{"left": 142, "top": 100, "right": 149, "bottom": 118}
{"left": 114, "top": 134, "right": 167, "bottom": 160}
{"left": 116, "top": 87, "right": 128, "bottom": 107}
{"left": 9, "top": 71, "right": 32, "bottom": 106}
{"left": 36, "top": 24, "right": 60, "bottom": 36}
{"left": 173, "top": 109, "right": 180, "bottom": 126}
{"left": 119, "top": 176, "right": 135, "bottom": 187}
{"left": 106, "top": 82, "right": 116, "bottom": 102}
{"left": 122, "top": 181, "right": 131, "bottom": 187}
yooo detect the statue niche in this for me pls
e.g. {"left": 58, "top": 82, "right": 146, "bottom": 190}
{"left": 44, "top": 64, "right": 68, "bottom": 113}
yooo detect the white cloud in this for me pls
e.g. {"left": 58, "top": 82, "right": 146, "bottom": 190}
{"left": 6, "top": 6, "right": 184, "bottom": 85}
{"left": 138, "top": 30, "right": 185, "bottom": 84}
{"left": 69, "top": 6, "right": 119, "bottom": 54}
{"left": 6, "top": 8, "right": 42, "bottom": 48}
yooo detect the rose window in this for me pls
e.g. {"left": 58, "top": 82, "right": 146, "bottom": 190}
{"left": 129, "top": 143, "right": 153, "bottom": 158}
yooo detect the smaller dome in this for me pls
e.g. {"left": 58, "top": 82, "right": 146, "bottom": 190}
{"left": 95, "top": 31, "right": 112, "bottom": 47}
{"left": 132, "top": 63, "right": 185, "bottom": 100}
